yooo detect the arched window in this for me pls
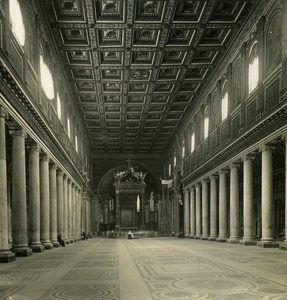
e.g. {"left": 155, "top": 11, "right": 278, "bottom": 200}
{"left": 182, "top": 139, "right": 185, "bottom": 158}
{"left": 9, "top": 0, "right": 25, "bottom": 46}
{"left": 40, "top": 55, "right": 55, "bottom": 100}
{"left": 204, "top": 107, "right": 209, "bottom": 139}
{"left": 221, "top": 82, "right": 228, "bottom": 122}
{"left": 67, "top": 117, "right": 71, "bottom": 138}
{"left": 75, "top": 132, "right": 78, "bottom": 152}
{"left": 190, "top": 132, "right": 195, "bottom": 153}
{"left": 57, "top": 93, "right": 61, "bottom": 120}
{"left": 248, "top": 42, "right": 259, "bottom": 93}
{"left": 168, "top": 163, "right": 171, "bottom": 176}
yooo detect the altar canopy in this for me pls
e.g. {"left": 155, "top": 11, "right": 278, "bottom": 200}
{"left": 113, "top": 165, "right": 146, "bottom": 230}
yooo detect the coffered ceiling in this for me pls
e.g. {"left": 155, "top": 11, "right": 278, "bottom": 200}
{"left": 40, "top": 0, "right": 259, "bottom": 154}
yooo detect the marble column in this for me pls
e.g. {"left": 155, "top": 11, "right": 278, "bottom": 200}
{"left": 280, "top": 135, "right": 287, "bottom": 250}
{"left": 77, "top": 189, "right": 81, "bottom": 240}
{"left": 81, "top": 195, "right": 86, "bottom": 233}
{"left": 68, "top": 180, "right": 73, "bottom": 243}
{"left": 241, "top": 156, "right": 256, "bottom": 245}
{"left": 28, "top": 143, "right": 44, "bottom": 252}
{"left": 209, "top": 175, "right": 218, "bottom": 241}
{"left": 49, "top": 163, "right": 59, "bottom": 247}
{"left": 217, "top": 171, "right": 228, "bottom": 242}
{"left": 258, "top": 146, "right": 278, "bottom": 248}
{"left": 189, "top": 187, "right": 196, "bottom": 238}
{"left": 0, "top": 108, "right": 16, "bottom": 262}
{"left": 115, "top": 190, "right": 120, "bottom": 230}
{"left": 227, "top": 164, "right": 240, "bottom": 243}
{"left": 195, "top": 184, "right": 202, "bottom": 239}
{"left": 10, "top": 128, "right": 32, "bottom": 256}
{"left": 40, "top": 153, "right": 53, "bottom": 249}
{"left": 74, "top": 186, "right": 78, "bottom": 241}
{"left": 57, "top": 170, "right": 64, "bottom": 237}
{"left": 201, "top": 180, "right": 209, "bottom": 239}
{"left": 183, "top": 189, "right": 190, "bottom": 237}
{"left": 63, "top": 175, "right": 69, "bottom": 243}
{"left": 72, "top": 185, "right": 77, "bottom": 241}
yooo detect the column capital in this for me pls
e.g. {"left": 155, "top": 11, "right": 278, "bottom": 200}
{"left": 27, "top": 142, "right": 41, "bottom": 153}
{"left": 0, "top": 106, "right": 8, "bottom": 119}
{"left": 9, "top": 127, "right": 27, "bottom": 138}
{"left": 40, "top": 152, "right": 50, "bottom": 162}
{"left": 202, "top": 179, "right": 209, "bottom": 185}
{"left": 229, "top": 162, "right": 241, "bottom": 169}
{"left": 241, "top": 154, "right": 255, "bottom": 162}
{"left": 63, "top": 173, "right": 68, "bottom": 180}
{"left": 56, "top": 168, "right": 63, "bottom": 176}
{"left": 189, "top": 186, "right": 195, "bottom": 192}
{"left": 210, "top": 174, "right": 218, "bottom": 180}
{"left": 183, "top": 188, "right": 189, "bottom": 195}
{"left": 219, "top": 169, "right": 229, "bottom": 175}
{"left": 49, "top": 162, "right": 57, "bottom": 170}
{"left": 67, "top": 178, "right": 72, "bottom": 184}
{"left": 259, "top": 145, "right": 275, "bottom": 153}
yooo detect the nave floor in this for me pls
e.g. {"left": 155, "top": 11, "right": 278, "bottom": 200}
{"left": 1, "top": 237, "right": 287, "bottom": 300}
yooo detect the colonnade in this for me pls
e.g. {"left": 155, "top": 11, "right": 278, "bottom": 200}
{"left": 0, "top": 107, "right": 85, "bottom": 262}
{"left": 183, "top": 139, "right": 287, "bottom": 250}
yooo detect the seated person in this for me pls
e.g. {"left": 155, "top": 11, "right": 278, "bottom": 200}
{"left": 81, "top": 231, "right": 88, "bottom": 240}
{"left": 57, "top": 234, "right": 65, "bottom": 247}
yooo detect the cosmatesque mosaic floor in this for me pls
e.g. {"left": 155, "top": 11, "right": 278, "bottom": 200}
{"left": 1, "top": 238, "right": 287, "bottom": 300}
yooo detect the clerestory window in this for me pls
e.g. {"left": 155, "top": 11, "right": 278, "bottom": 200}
{"left": 248, "top": 42, "right": 259, "bottom": 94}
{"left": 9, "top": 0, "right": 25, "bottom": 46}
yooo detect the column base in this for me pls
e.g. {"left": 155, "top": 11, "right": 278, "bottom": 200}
{"left": 52, "top": 241, "right": 60, "bottom": 247}
{"left": 208, "top": 237, "right": 217, "bottom": 241}
{"left": 12, "top": 246, "right": 33, "bottom": 257}
{"left": 201, "top": 235, "right": 209, "bottom": 240}
{"left": 42, "top": 242, "right": 54, "bottom": 250}
{"left": 227, "top": 238, "right": 240, "bottom": 244}
{"left": 64, "top": 239, "right": 70, "bottom": 244}
{"left": 216, "top": 237, "right": 227, "bottom": 243}
{"left": 257, "top": 240, "right": 279, "bottom": 248}
{"left": 0, "top": 252, "right": 16, "bottom": 263}
{"left": 240, "top": 239, "right": 257, "bottom": 246}
{"left": 30, "top": 244, "right": 45, "bottom": 253}
{"left": 69, "top": 239, "right": 74, "bottom": 243}
{"left": 194, "top": 234, "right": 201, "bottom": 239}
{"left": 279, "top": 242, "right": 287, "bottom": 250}
{"left": 189, "top": 234, "right": 196, "bottom": 239}
{"left": 184, "top": 233, "right": 190, "bottom": 238}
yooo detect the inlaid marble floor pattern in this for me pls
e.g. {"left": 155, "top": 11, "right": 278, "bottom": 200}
{"left": 1, "top": 238, "right": 287, "bottom": 299}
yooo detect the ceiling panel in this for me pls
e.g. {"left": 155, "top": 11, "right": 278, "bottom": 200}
{"left": 41, "top": 0, "right": 259, "bottom": 153}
